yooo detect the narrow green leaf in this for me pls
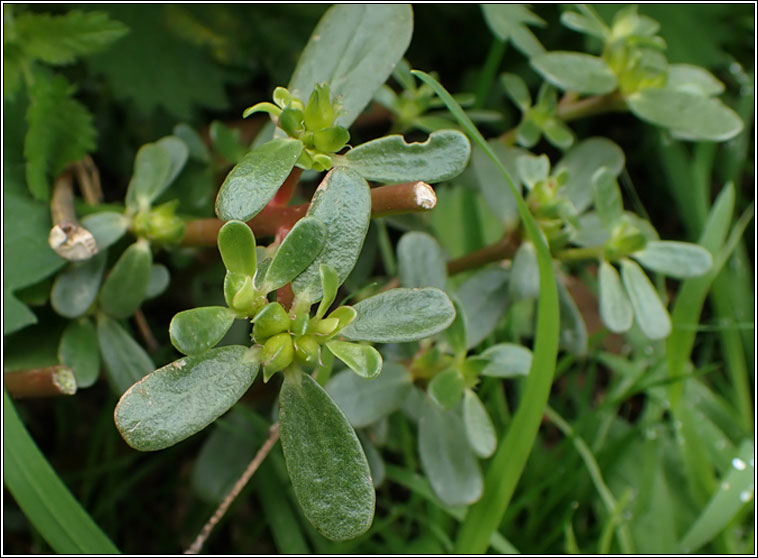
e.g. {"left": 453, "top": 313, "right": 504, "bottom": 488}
{"left": 542, "top": 117, "right": 574, "bottom": 149}
{"left": 457, "top": 267, "right": 510, "bottom": 349}
{"left": 326, "top": 340, "right": 382, "bottom": 379}
{"left": 339, "top": 130, "right": 471, "bottom": 184}
{"left": 556, "top": 277, "right": 588, "bottom": 356}
{"left": 279, "top": 369, "right": 375, "bottom": 540}
{"left": 98, "top": 240, "right": 153, "bottom": 319}
{"left": 51, "top": 252, "right": 107, "bottom": 318}
{"left": 428, "top": 368, "right": 465, "bottom": 410}
{"left": 418, "top": 395, "right": 483, "bottom": 507}
{"left": 326, "top": 362, "right": 412, "bottom": 428}
{"left": 59, "top": 319, "right": 100, "bottom": 388}
{"left": 509, "top": 241, "right": 539, "bottom": 299}
{"left": 620, "top": 258, "right": 671, "bottom": 339}
{"left": 341, "top": 287, "right": 455, "bottom": 343}
{"left": 463, "top": 389, "right": 497, "bottom": 458}
{"left": 80, "top": 211, "right": 128, "bottom": 251}
{"left": 592, "top": 167, "right": 624, "bottom": 228}
{"left": 96, "top": 313, "right": 154, "bottom": 395}
{"left": 481, "top": 4, "right": 545, "bottom": 57}
{"left": 599, "top": 261, "right": 634, "bottom": 333}
{"left": 288, "top": 4, "right": 413, "bottom": 129}
{"left": 501, "top": 73, "right": 532, "bottom": 111}
{"left": 3, "top": 391, "right": 120, "bottom": 554}
{"left": 169, "top": 306, "right": 236, "bottom": 355}
{"left": 531, "top": 51, "right": 617, "bottom": 95}
{"left": 445, "top": 295, "right": 468, "bottom": 358}
{"left": 470, "top": 141, "right": 527, "bottom": 227}
{"left": 479, "top": 343, "right": 533, "bottom": 378}
{"left": 115, "top": 345, "right": 260, "bottom": 451}
{"left": 292, "top": 168, "right": 371, "bottom": 303}
{"left": 397, "top": 231, "right": 448, "bottom": 290}
{"left": 263, "top": 216, "right": 327, "bottom": 292}
{"left": 631, "top": 240, "right": 713, "bottom": 278}
{"left": 316, "top": 264, "right": 339, "bottom": 319}
{"left": 560, "top": 11, "right": 608, "bottom": 39}
{"left": 215, "top": 138, "right": 303, "bottom": 222}
{"left": 218, "top": 220, "right": 257, "bottom": 276}
{"left": 125, "top": 136, "right": 189, "bottom": 210}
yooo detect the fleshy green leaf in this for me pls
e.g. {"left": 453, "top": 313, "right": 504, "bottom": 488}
{"left": 509, "top": 241, "right": 539, "bottom": 300}
{"left": 599, "top": 261, "right": 634, "bottom": 333}
{"left": 96, "top": 313, "right": 154, "bottom": 394}
{"left": 462, "top": 389, "right": 496, "bottom": 458}
{"left": 339, "top": 130, "right": 471, "bottom": 184}
{"left": 80, "top": 211, "right": 128, "bottom": 251}
{"left": 560, "top": 10, "right": 609, "bottom": 39}
{"left": 516, "top": 153, "right": 550, "bottom": 189}
{"left": 98, "top": 240, "right": 153, "bottom": 319}
{"left": 397, "top": 231, "right": 447, "bottom": 290}
{"left": 209, "top": 120, "right": 246, "bottom": 165}
{"left": 620, "top": 258, "right": 671, "bottom": 339}
{"left": 457, "top": 267, "right": 510, "bottom": 349}
{"left": 341, "top": 288, "right": 455, "bottom": 343}
{"left": 479, "top": 343, "right": 533, "bottom": 378}
{"left": 58, "top": 319, "right": 100, "bottom": 388}
{"left": 427, "top": 368, "right": 465, "bottom": 410}
{"left": 326, "top": 341, "right": 382, "bottom": 379}
{"left": 125, "top": 136, "right": 189, "bottom": 211}
{"left": 316, "top": 264, "right": 339, "bottom": 319}
{"left": 262, "top": 216, "right": 327, "bottom": 292}
{"left": 50, "top": 252, "right": 107, "bottom": 319}
{"left": 501, "top": 73, "right": 532, "bottom": 111}
{"left": 627, "top": 88, "right": 743, "bottom": 142}
{"left": 288, "top": 4, "right": 413, "bottom": 129}
{"left": 556, "top": 277, "right": 588, "bottom": 356}
{"left": 145, "top": 264, "right": 170, "bottom": 299}
{"left": 481, "top": 4, "right": 546, "bottom": 57}
{"left": 292, "top": 168, "right": 371, "bottom": 303}
{"left": 664, "top": 64, "right": 725, "bottom": 97}
{"left": 631, "top": 240, "right": 713, "bottom": 278}
{"left": 418, "top": 395, "right": 483, "bottom": 507}
{"left": 215, "top": 138, "right": 303, "bottom": 222}
{"left": 470, "top": 141, "right": 527, "bottom": 227}
{"left": 169, "top": 306, "right": 236, "bottom": 355}
{"left": 326, "top": 362, "right": 412, "bottom": 428}
{"left": 279, "top": 369, "right": 375, "bottom": 541}
{"left": 115, "top": 345, "right": 260, "bottom": 451}
{"left": 445, "top": 295, "right": 468, "bottom": 358}
{"left": 592, "top": 167, "right": 624, "bottom": 227}
{"left": 531, "top": 51, "right": 617, "bottom": 95}
{"left": 217, "top": 220, "right": 257, "bottom": 276}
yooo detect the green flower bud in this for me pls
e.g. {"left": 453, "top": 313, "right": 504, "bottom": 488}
{"left": 311, "top": 317, "right": 339, "bottom": 337}
{"left": 278, "top": 107, "right": 305, "bottom": 137}
{"left": 229, "top": 276, "right": 266, "bottom": 317}
{"left": 311, "top": 153, "right": 333, "bottom": 172}
{"left": 304, "top": 83, "right": 335, "bottom": 131}
{"left": 262, "top": 332, "right": 294, "bottom": 381}
{"left": 291, "top": 313, "right": 310, "bottom": 337}
{"left": 313, "top": 126, "right": 350, "bottom": 153}
{"left": 253, "top": 302, "right": 291, "bottom": 341}
{"left": 605, "top": 222, "right": 648, "bottom": 260}
{"left": 132, "top": 200, "right": 185, "bottom": 245}
{"left": 294, "top": 334, "right": 321, "bottom": 366}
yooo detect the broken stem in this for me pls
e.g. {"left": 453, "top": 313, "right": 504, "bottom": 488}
{"left": 49, "top": 170, "right": 97, "bottom": 261}
{"left": 4, "top": 366, "right": 77, "bottom": 398}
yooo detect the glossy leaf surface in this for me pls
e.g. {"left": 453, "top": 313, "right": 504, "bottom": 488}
{"left": 217, "top": 220, "right": 257, "bottom": 276}
{"left": 263, "top": 216, "right": 326, "bottom": 291}
{"left": 326, "top": 340, "right": 382, "bottom": 379}
{"left": 427, "top": 368, "right": 465, "bottom": 410}
{"left": 169, "top": 306, "right": 236, "bottom": 355}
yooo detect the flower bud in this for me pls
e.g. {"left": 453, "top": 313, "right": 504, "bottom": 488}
{"left": 262, "top": 332, "right": 294, "bottom": 381}
{"left": 294, "top": 335, "right": 321, "bottom": 366}
{"left": 278, "top": 107, "right": 305, "bottom": 138}
{"left": 304, "top": 83, "right": 335, "bottom": 131}
{"left": 253, "top": 302, "right": 291, "bottom": 341}
{"left": 311, "top": 317, "right": 339, "bottom": 337}
{"left": 291, "top": 313, "right": 310, "bottom": 337}
{"left": 313, "top": 126, "right": 350, "bottom": 153}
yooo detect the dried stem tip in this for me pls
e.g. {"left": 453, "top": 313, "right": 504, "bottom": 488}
{"left": 49, "top": 170, "right": 97, "bottom": 261}
{"left": 4, "top": 366, "right": 77, "bottom": 398}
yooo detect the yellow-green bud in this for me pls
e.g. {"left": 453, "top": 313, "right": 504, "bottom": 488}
{"left": 228, "top": 275, "right": 266, "bottom": 317}
{"left": 262, "top": 332, "right": 294, "bottom": 381}
{"left": 294, "top": 335, "right": 321, "bottom": 366}
{"left": 278, "top": 107, "right": 305, "bottom": 137}
{"left": 291, "top": 313, "right": 310, "bottom": 337}
{"left": 311, "top": 317, "right": 339, "bottom": 337}
{"left": 132, "top": 201, "right": 185, "bottom": 245}
{"left": 253, "top": 302, "right": 291, "bottom": 341}
{"left": 313, "top": 126, "right": 350, "bottom": 153}
{"left": 304, "top": 83, "right": 335, "bottom": 131}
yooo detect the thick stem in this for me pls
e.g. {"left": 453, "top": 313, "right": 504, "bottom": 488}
{"left": 73, "top": 155, "right": 103, "bottom": 205}
{"left": 48, "top": 170, "right": 97, "bottom": 261}
{"left": 446, "top": 230, "right": 521, "bottom": 275}
{"left": 4, "top": 366, "right": 77, "bottom": 398}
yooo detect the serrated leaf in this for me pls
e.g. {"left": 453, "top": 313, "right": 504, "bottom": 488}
{"left": 263, "top": 216, "right": 326, "bottom": 292}
{"left": 462, "top": 389, "right": 496, "bottom": 458}
{"left": 531, "top": 51, "right": 617, "bottom": 95}
{"left": 479, "top": 343, "right": 533, "bottom": 377}
{"left": 326, "top": 362, "right": 412, "bottom": 428}
{"left": 598, "top": 261, "right": 634, "bottom": 333}
{"left": 145, "top": 264, "right": 170, "bottom": 299}
{"left": 341, "top": 288, "right": 455, "bottom": 343}
{"left": 326, "top": 341, "right": 382, "bottom": 379}
{"left": 98, "top": 240, "right": 152, "bottom": 319}
{"left": 59, "top": 319, "right": 100, "bottom": 388}
{"left": 51, "top": 252, "right": 107, "bottom": 319}
{"left": 664, "top": 64, "right": 725, "bottom": 96}
{"left": 620, "top": 258, "right": 671, "bottom": 339}
{"left": 509, "top": 241, "right": 539, "bottom": 300}
{"left": 15, "top": 10, "right": 128, "bottom": 65}
{"left": 217, "top": 220, "right": 257, "bottom": 276}
{"left": 97, "top": 313, "right": 154, "bottom": 394}
{"left": 279, "top": 369, "right": 375, "bottom": 540}
{"left": 80, "top": 211, "right": 128, "bottom": 251}
{"left": 631, "top": 240, "right": 713, "bottom": 278}
{"left": 628, "top": 88, "right": 743, "bottom": 142}
{"left": 457, "top": 267, "right": 510, "bottom": 349}
{"left": 125, "top": 136, "right": 189, "bottom": 210}
{"left": 428, "top": 368, "right": 465, "bottom": 410}
{"left": 169, "top": 306, "right": 236, "bottom": 355}
{"left": 397, "top": 231, "right": 447, "bottom": 290}
{"left": 592, "top": 167, "right": 624, "bottom": 228}
{"left": 292, "top": 168, "right": 371, "bottom": 303}
{"left": 288, "top": 4, "right": 412, "bottom": 129}
{"left": 115, "top": 345, "right": 260, "bottom": 451}
{"left": 339, "top": 130, "right": 471, "bottom": 184}
{"left": 418, "top": 395, "right": 482, "bottom": 507}
{"left": 215, "top": 138, "right": 302, "bottom": 222}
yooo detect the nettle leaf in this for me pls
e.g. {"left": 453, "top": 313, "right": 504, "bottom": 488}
{"left": 99, "top": 240, "right": 152, "bottom": 319}
{"left": 397, "top": 231, "right": 447, "bottom": 290}
{"left": 462, "top": 389, "right": 496, "bottom": 458}
{"left": 341, "top": 288, "right": 455, "bottom": 343}
{"left": 479, "top": 343, "right": 533, "bottom": 378}
{"left": 279, "top": 369, "right": 375, "bottom": 541}
{"left": 554, "top": 137, "right": 625, "bottom": 214}
{"left": 664, "top": 64, "right": 725, "bottom": 97}
{"left": 51, "top": 252, "right": 107, "bottom": 319}
{"left": 262, "top": 216, "right": 327, "bottom": 292}
{"left": 326, "top": 341, "right": 382, "bottom": 379}
{"left": 58, "top": 319, "right": 100, "bottom": 388}
{"left": 15, "top": 10, "right": 128, "bottom": 65}
{"left": 339, "top": 130, "right": 471, "bottom": 184}
{"left": 481, "top": 4, "right": 546, "bottom": 57}
{"left": 531, "top": 51, "right": 617, "bottom": 95}
{"left": 80, "top": 211, "right": 128, "bottom": 251}
{"left": 125, "top": 136, "right": 189, "bottom": 210}
{"left": 627, "top": 88, "right": 743, "bottom": 142}
{"left": 428, "top": 368, "right": 465, "bottom": 410}
{"left": 218, "top": 220, "right": 257, "bottom": 276}
{"left": 418, "top": 395, "right": 483, "bottom": 507}
{"left": 292, "top": 168, "right": 371, "bottom": 303}
{"left": 458, "top": 267, "right": 510, "bottom": 349}
{"left": 115, "top": 345, "right": 260, "bottom": 451}
{"left": 326, "top": 362, "right": 412, "bottom": 428}
{"left": 169, "top": 306, "right": 237, "bottom": 355}
{"left": 592, "top": 167, "right": 624, "bottom": 228}
{"left": 288, "top": 4, "right": 412, "bottom": 129}
{"left": 215, "top": 138, "right": 303, "bottom": 222}
{"left": 509, "top": 241, "right": 539, "bottom": 300}
{"left": 620, "top": 258, "right": 671, "bottom": 339}
{"left": 599, "top": 261, "right": 634, "bottom": 333}
{"left": 97, "top": 313, "right": 154, "bottom": 394}
{"left": 631, "top": 240, "right": 713, "bottom": 278}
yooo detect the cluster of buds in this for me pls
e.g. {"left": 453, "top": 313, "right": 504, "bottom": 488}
{"left": 131, "top": 200, "right": 185, "bottom": 246}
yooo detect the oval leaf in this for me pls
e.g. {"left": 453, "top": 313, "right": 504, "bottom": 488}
{"left": 80, "top": 211, "right": 128, "bottom": 251}
{"left": 457, "top": 267, "right": 510, "bottom": 349}
{"left": 115, "top": 345, "right": 260, "bottom": 451}
{"left": 620, "top": 258, "right": 671, "bottom": 339}
{"left": 217, "top": 220, "right": 257, "bottom": 276}
{"left": 665, "top": 64, "right": 725, "bottom": 97}
{"left": 341, "top": 288, "right": 455, "bottom": 343}
{"left": 599, "top": 260, "right": 634, "bottom": 333}
{"left": 592, "top": 167, "right": 624, "bottom": 228}
{"left": 58, "top": 319, "right": 100, "bottom": 388}
{"left": 98, "top": 240, "right": 152, "bottom": 319}
{"left": 292, "top": 168, "right": 371, "bottom": 303}
{"left": 51, "top": 251, "right": 106, "bottom": 318}
{"left": 340, "top": 130, "right": 471, "bottom": 184}
{"left": 316, "top": 264, "right": 339, "bottom": 319}
{"left": 145, "top": 263, "right": 170, "bottom": 299}
{"left": 96, "top": 313, "right": 154, "bottom": 395}
{"left": 169, "top": 306, "right": 236, "bottom": 355}
{"left": 531, "top": 51, "right": 617, "bottom": 95}
{"left": 326, "top": 340, "right": 382, "bottom": 379}
{"left": 215, "top": 138, "right": 303, "bottom": 222}
{"left": 427, "top": 368, "right": 465, "bottom": 410}
{"left": 279, "top": 369, "right": 375, "bottom": 540}
{"left": 125, "top": 136, "right": 189, "bottom": 210}
{"left": 631, "top": 240, "right": 713, "bottom": 278}
{"left": 462, "top": 389, "right": 496, "bottom": 458}
{"left": 509, "top": 241, "right": 539, "bottom": 300}
{"left": 479, "top": 343, "right": 533, "bottom": 377}
{"left": 263, "top": 216, "right": 327, "bottom": 292}
{"left": 397, "top": 231, "right": 447, "bottom": 290}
